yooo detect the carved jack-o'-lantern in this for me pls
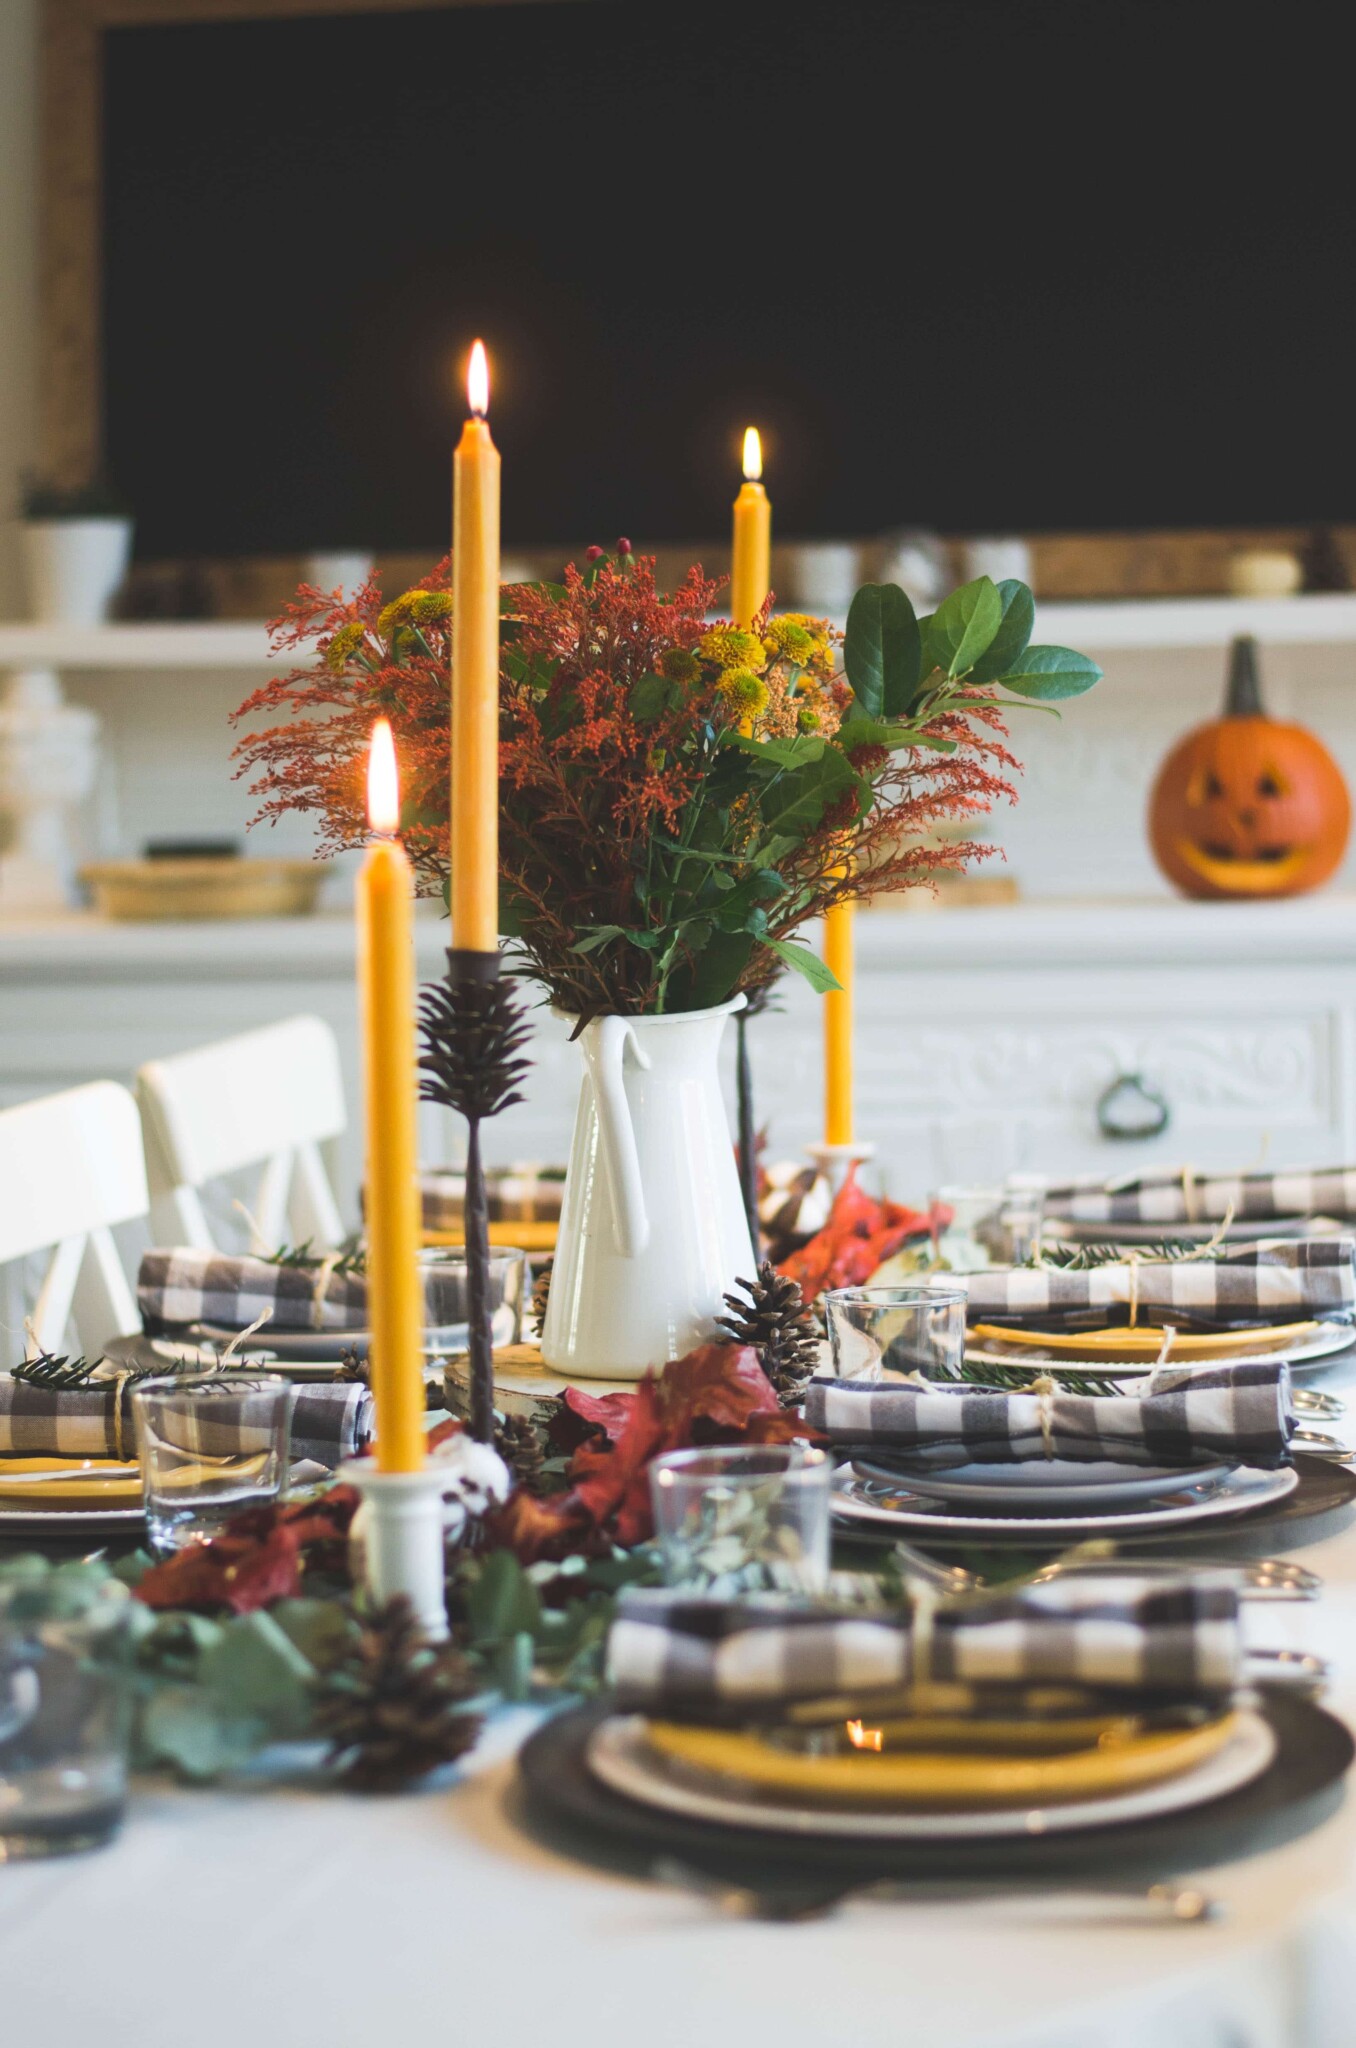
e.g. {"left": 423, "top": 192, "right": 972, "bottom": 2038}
{"left": 1149, "top": 636, "right": 1351, "bottom": 899}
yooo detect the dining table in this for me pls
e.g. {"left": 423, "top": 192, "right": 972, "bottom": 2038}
{"left": 6, "top": 1358, "right": 1356, "bottom": 2048}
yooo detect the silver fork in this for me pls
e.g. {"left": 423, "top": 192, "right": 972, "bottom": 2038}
{"left": 653, "top": 1857, "right": 1222, "bottom": 1924}
{"left": 888, "top": 1538, "right": 1322, "bottom": 1601}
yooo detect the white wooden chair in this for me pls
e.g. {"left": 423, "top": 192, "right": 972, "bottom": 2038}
{"left": 0, "top": 1081, "right": 148, "bottom": 1360}
{"left": 135, "top": 1014, "right": 347, "bottom": 1253}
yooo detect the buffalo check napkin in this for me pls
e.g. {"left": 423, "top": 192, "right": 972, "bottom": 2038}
{"left": 1045, "top": 1165, "right": 1356, "bottom": 1228}
{"left": 606, "top": 1577, "right": 1243, "bottom": 1712}
{"left": 804, "top": 1357, "right": 1292, "bottom": 1469}
{"left": 959, "top": 1238, "right": 1355, "bottom": 1329}
{"left": 138, "top": 1249, "right": 372, "bottom": 1333}
{"left": 0, "top": 1372, "right": 371, "bottom": 1469}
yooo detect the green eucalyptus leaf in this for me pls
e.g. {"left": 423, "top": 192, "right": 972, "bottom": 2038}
{"left": 843, "top": 583, "right": 921, "bottom": 717}
{"left": 138, "top": 1685, "right": 266, "bottom": 1781}
{"left": 670, "top": 927, "right": 756, "bottom": 1010}
{"left": 967, "top": 580, "right": 1036, "bottom": 684}
{"left": 465, "top": 1548, "right": 542, "bottom": 1645}
{"left": 763, "top": 937, "right": 842, "bottom": 994}
{"left": 727, "top": 731, "right": 826, "bottom": 769}
{"left": 571, "top": 925, "right": 627, "bottom": 955}
{"left": 1001, "top": 646, "right": 1104, "bottom": 700}
{"left": 198, "top": 1609, "right": 316, "bottom": 1740}
{"left": 930, "top": 577, "right": 1004, "bottom": 678}
{"left": 759, "top": 749, "right": 861, "bottom": 837}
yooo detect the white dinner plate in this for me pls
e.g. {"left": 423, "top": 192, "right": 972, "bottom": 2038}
{"left": 832, "top": 1459, "right": 1298, "bottom": 1541}
{"left": 852, "top": 1455, "right": 1234, "bottom": 1509}
{"left": 0, "top": 1505, "right": 146, "bottom": 1534}
{"left": 587, "top": 1710, "right": 1277, "bottom": 1841}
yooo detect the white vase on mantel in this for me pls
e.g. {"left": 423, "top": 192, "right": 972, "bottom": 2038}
{"left": 22, "top": 518, "right": 134, "bottom": 626}
{"left": 540, "top": 995, "right": 755, "bottom": 1380}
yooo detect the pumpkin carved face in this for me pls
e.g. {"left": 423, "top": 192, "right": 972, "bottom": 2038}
{"left": 1148, "top": 637, "right": 1351, "bottom": 900}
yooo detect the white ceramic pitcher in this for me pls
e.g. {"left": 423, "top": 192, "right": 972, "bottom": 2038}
{"left": 540, "top": 995, "right": 755, "bottom": 1379}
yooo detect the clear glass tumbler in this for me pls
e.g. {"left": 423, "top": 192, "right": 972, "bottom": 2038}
{"left": 0, "top": 1568, "right": 132, "bottom": 1858}
{"left": 648, "top": 1444, "right": 832, "bottom": 1593}
{"left": 825, "top": 1284, "right": 968, "bottom": 1381}
{"left": 132, "top": 1372, "right": 291, "bottom": 1553}
{"left": 417, "top": 1245, "right": 526, "bottom": 1355}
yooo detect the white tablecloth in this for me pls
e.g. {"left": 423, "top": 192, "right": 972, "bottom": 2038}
{"left": 7, "top": 1368, "right": 1356, "bottom": 2048}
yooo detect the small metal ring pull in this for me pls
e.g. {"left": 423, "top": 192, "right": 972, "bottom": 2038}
{"left": 1096, "top": 1071, "right": 1170, "bottom": 1142}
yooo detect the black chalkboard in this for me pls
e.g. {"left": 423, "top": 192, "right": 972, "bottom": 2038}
{"left": 102, "top": 0, "right": 1353, "bottom": 558}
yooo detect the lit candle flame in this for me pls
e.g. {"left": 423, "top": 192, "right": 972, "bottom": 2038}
{"left": 845, "top": 1719, "right": 884, "bottom": 1752}
{"left": 467, "top": 339, "right": 490, "bottom": 418}
{"left": 367, "top": 718, "right": 400, "bottom": 834}
{"left": 742, "top": 426, "right": 763, "bottom": 482}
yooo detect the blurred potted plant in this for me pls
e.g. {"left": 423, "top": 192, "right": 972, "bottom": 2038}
{"left": 21, "top": 476, "right": 134, "bottom": 625}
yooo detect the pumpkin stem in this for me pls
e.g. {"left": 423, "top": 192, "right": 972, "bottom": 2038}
{"left": 1225, "top": 635, "right": 1266, "bottom": 718}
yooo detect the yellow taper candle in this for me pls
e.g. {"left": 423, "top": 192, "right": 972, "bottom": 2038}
{"left": 358, "top": 720, "right": 425, "bottom": 1473}
{"left": 451, "top": 339, "right": 502, "bottom": 952}
{"left": 823, "top": 897, "right": 855, "bottom": 1146}
{"left": 731, "top": 426, "right": 771, "bottom": 629}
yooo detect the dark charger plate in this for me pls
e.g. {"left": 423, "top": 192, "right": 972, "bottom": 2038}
{"left": 517, "top": 1696, "right": 1352, "bottom": 1893}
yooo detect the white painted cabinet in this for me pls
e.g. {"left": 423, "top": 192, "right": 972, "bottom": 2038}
{"left": 2, "top": 895, "right": 1353, "bottom": 1217}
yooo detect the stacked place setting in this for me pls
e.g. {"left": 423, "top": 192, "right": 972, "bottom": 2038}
{"left": 821, "top": 1238, "right": 1356, "bottom": 1548}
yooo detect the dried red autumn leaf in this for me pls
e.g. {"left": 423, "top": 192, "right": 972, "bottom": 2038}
{"left": 493, "top": 1341, "right": 821, "bottom": 1563}
{"left": 134, "top": 1485, "right": 359, "bottom": 1614}
{"left": 778, "top": 1165, "right": 938, "bottom": 1299}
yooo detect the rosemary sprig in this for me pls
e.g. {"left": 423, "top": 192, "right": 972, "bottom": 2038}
{"left": 1026, "top": 1239, "right": 1223, "bottom": 1270}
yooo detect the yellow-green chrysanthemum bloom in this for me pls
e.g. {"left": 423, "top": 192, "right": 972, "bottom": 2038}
{"left": 659, "top": 647, "right": 701, "bottom": 685}
{"left": 698, "top": 624, "right": 766, "bottom": 673}
{"left": 323, "top": 620, "right": 368, "bottom": 671}
{"left": 376, "top": 593, "right": 416, "bottom": 639}
{"left": 796, "top": 703, "right": 823, "bottom": 733}
{"left": 406, "top": 591, "right": 454, "bottom": 626}
{"left": 717, "top": 668, "right": 770, "bottom": 719}
{"left": 763, "top": 618, "right": 816, "bottom": 665}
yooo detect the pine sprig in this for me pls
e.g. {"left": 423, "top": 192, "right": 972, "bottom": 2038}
{"left": 12, "top": 1349, "right": 165, "bottom": 1394}
{"left": 418, "top": 976, "right": 533, "bottom": 1122}
{"left": 263, "top": 1236, "right": 366, "bottom": 1276}
{"left": 924, "top": 1357, "right": 1125, "bottom": 1398}
{"left": 1028, "top": 1239, "right": 1223, "bottom": 1270}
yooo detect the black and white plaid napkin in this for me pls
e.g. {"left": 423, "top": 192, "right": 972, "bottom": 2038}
{"left": 804, "top": 1356, "right": 1292, "bottom": 1469}
{"left": 1046, "top": 1165, "right": 1356, "bottom": 1227}
{"left": 0, "top": 1371, "right": 371, "bottom": 1469}
{"left": 138, "top": 1249, "right": 372, "bottom": 1333}
{"left": 420, "top": 1165, "right": 563, "bottom": 1232}
{"left": 959, "top": 1238, "right": 1354, "bottom": 1329}
{"left": 606, "top": 1577, "right": 1242, "bottom": 1712}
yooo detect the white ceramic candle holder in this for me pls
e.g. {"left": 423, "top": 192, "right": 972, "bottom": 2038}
{"left": 806, "top": 1139, "right": 876, "bottom": 1196}
{"left": 338, "top": 1459, "right": 449, "bottom": 1641}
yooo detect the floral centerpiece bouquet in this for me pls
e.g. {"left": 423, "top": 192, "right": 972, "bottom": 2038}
{"left": 235, "top": 549, "right": 1099, "bottom": 1376}
{"left": 234, "top": 548, "right": 1099, "bottom": 1016}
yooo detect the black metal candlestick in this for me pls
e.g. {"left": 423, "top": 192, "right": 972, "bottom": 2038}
{"left": 418, "top": 949, "right": 531, "bottom": 1442}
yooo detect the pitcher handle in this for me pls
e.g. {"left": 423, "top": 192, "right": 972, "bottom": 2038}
{"left": 583, "top": 1016, "right": 652, "bottom": 1258}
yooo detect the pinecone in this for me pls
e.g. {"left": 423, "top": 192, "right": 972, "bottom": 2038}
{"left": 314, "top": 1597, "right": 482, "bottom": 1792}
{"left": 494, "top": 1411, "right": 547, "bottom": 1496}
{"left": 418, "top": 972, "right": 533, "bottom": 1121}
{"left": 716, "top": 1261, "right": 820, "bottom": 1407}
{"left": 335, "top": 1345, "right": 370, "bottom": 1386}
{"left": 531, "top": 1255, "right": 553, "bottom": 1326}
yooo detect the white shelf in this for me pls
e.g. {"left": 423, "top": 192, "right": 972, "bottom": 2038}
{"left": 0, "top": 621, "right": 277, "bottom": 666}
{"left": 1031, "top": 592, "right": 1356, "bottom": 651}
{"left": 4, "top": 592, "right": 1356, "bottom": 672}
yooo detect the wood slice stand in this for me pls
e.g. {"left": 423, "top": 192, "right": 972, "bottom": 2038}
{"left": 441, "top": 1342, "right": 635, "bottom": 1425}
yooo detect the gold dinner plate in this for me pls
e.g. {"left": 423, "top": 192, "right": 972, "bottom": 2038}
{"left": 0, "top": 1458, "right": 144, "bottom": 1507}
{"left": 641, "top": 1710, "right": 1241, "bottom": 1808}
{"left": 969, "top": 1320, "right": 1318, "bottom": 1363}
